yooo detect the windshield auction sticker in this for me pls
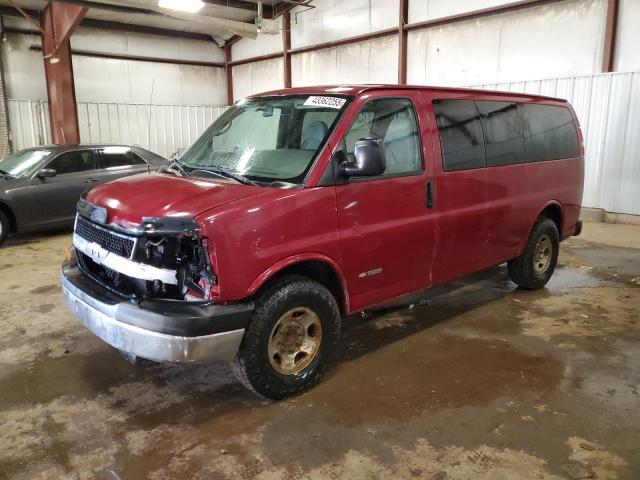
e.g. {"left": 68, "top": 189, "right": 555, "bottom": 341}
{"left": 303, "top": 96, "right": 346, "bottom": 109}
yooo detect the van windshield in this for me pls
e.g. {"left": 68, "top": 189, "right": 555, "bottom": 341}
{"left": 179, "top": 95, "right": 350, "bottom": 184}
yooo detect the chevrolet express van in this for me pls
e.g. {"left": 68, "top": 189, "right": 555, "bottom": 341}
{"left": 61, "top": 85, "right": 584, "bottom": 399}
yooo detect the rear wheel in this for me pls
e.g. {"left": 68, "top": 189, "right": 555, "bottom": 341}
{"left": 508, "top": 217, "right": 559, "bottom": 289}
{"left": 232, "top": 276, "right": 341, "bottom": 400}
{"left": 0, "top": 210, "right": 9, "bottom": 246}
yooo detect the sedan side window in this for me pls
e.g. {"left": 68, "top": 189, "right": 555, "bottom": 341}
{"left": 342, "top": 98, "right": 422, "bottom": 175}
{"left": 46, "top": 150, "right": 97, "bottom": 175}
{"left": 101, "top": 150, "right": 145, "bottom": 168}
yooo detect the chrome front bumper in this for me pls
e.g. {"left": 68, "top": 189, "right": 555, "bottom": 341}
{"left": 61, "top": 267, "right": 248, "bottom": 364}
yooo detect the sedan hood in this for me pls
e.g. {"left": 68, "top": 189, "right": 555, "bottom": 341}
{"left": 85, "top": 172, "right": 264, "bottom": 228}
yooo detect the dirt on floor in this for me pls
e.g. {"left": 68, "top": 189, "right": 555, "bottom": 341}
{"left": 0, "top": 223, "right": 639, "bottom": 480}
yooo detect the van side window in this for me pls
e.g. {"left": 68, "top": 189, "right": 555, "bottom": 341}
{"left": 343, "top": 98, "right": 422, "bottom": 175}
{"left": 520, "top": 104, "right": 579, "bottom": 162}
{"left": 433, "top": 100, "right": 485, "bottom": 171}
{"left": 476, "top": 101, "right": 526, "bottom": 166}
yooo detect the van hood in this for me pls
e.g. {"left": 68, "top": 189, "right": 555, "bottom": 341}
{"left": 85, "top": 172, "right": 264, "bottom": 228}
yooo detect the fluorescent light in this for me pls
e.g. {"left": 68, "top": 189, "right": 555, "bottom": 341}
{"left": 158, "top": 0, "right": 204, "bottom": 13}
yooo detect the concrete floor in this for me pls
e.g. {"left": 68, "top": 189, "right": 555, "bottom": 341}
{"left": 0, "top": 223, "right": 639, "bottom": 480}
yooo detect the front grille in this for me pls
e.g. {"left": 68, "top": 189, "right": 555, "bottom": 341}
{"left": 75, "top": 216, "right": 135, "bottom": 258}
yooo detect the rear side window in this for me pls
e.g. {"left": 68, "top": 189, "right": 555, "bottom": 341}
{"left": 476, "top": 101, "right": 526, "bottom": 166}
{"left": 433, "top": 100, "right": 485, "bottom": 171}
{"left": 520, "top": 104, "right": 579, "bottom": 162}
{"left": 101, "top": 150, "right": 145, "bottom": 168}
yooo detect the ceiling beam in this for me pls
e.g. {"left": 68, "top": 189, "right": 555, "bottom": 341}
{"left": 0, "top": 6, "right": 216, "bottom": 42}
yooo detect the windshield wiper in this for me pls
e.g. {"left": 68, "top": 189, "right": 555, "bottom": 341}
{"left": 191, "top": 166, "right": 258, "bottom": 186}
{"left": 0, "top": 169, "right": 14, "bottom": 178}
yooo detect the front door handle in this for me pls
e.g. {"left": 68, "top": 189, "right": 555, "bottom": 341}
{"left": 84, "top": 177, "right": 99, "bottom": 183}
{"left": 426, "top": 181, "right": 434, "bottom": 208}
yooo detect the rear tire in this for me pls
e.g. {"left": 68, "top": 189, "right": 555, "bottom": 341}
{"left": 508, "top": 217, "right": 559, "bottom": 289}
{"left": 232, "top": 275, "right": 341, "bottom": 400}
{"left": 0, "top": 210, "right": 9, "bottom": 246}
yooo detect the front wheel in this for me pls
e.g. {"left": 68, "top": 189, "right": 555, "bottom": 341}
{"left": 0, "top": 210, "right": 9, "bottom": 246}
{"left": 232, "top": 276, "right": 341, "bottom": 400}
{"left": 508, "top": 217, "right": 559, "bottom": 289}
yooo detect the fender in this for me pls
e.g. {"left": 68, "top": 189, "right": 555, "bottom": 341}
{"left": 521, "top": 200, "right": 564, "bottom": 252}
{"left": 247, "top": 253, "right": 351, "bottom": 313}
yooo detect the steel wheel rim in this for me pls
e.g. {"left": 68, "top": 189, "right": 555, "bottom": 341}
{"left": 268, "top": 306, "right": 323, "bottom": 376}
{"left": 533, "top": 234, "right": 553, "bottom": 274}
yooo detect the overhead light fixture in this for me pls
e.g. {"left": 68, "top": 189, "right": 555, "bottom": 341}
{"left": 158, "top": 0, "right": 204, "bottom": 13}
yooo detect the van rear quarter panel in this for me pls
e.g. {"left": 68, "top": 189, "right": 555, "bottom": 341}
{"left": 197, "top": 187, "right": 343, "bottom": 304}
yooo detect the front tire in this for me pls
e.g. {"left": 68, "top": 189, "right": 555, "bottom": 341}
{"left": 232, "top": 276, "right": 341, "bottom": 400}
{"left": 0, "top": 210, "right": 9, "bottom": 246}
{"left": 508, "top": 217, "right": 559, "bottom": 289}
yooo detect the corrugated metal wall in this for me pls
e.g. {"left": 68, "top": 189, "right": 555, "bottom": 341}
{"left": 7, "top": 100, "right": 227, "bottom": 159}
{"left": 476, "top": 71, "right": 640, "bottom": 216}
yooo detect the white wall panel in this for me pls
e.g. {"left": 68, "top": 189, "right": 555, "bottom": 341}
{"left": 1, "top": 33, "right": 47, "bottom": 101}
{"left": 292, "top": 36, "right": 398, "bottom": 87}
{"left": 407, "top": 0, "right": 606, "bottom": 86}
{"left": 8, "top": 100, "right": 227, "bottom": 158}
{"left": 409, "top": 0, "right": 514, "bottom": 23}
{"left": 232, "top": 58, "right": 284, "bottom": 101}
{"left": 290, "top": 0, "right": 397, "bottom": 49}
{"left": 1, "top": 33, "right": 226, "bottom": 106}
{"left": 71, "top": 26, "right": 224, "bottom": 63}
{"left": 614, "top": 0, "right": 640, "bottom": 72}
{"left": 72, "top": 56, "right": 226, "bottom": 105}
{"left": 476, "top": 71, "right": 640, "bottom": 216}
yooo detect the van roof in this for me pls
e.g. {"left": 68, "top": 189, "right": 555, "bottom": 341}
{"left": 252, "top": 84, "right": 567, "bottom": 103}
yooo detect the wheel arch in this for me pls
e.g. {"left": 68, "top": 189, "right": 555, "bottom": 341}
{"left": 520, "top": 201, "right": 564, "bottom": 254}
{"left": 538, "top": 201, "right": 564, "bottom": 237}
{"left": 247, "top": 254, "right": 350, "bottom": 315}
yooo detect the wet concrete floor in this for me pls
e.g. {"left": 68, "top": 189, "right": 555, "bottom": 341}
{"left": 0, "top": 224, "right": 639, "bottom": 479}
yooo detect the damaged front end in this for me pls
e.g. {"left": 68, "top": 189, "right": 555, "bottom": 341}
{"left": 61, "top": 199, "right": 253, "bottom": 364}
{"left": 73, "top": 199, "right": 217, "bottom": 303}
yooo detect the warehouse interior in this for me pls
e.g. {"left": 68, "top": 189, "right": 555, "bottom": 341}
{"left": 0, "top": 0, "right": 639, "bottom": 479}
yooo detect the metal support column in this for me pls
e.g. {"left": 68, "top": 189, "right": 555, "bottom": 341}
{"left": 602, "top": 0, "right": 619, "bottom": 72}
{"left": 225, "top": 44, "right": 233, "bottom": 105}
{"left": 283, "top": 11, "right": 292, "bottom": 88}
{"left": 40, "top": 2, "right": 87, "bottom": 144}
{"left": 398, "top": 0, "right": 408, "bottom": 84}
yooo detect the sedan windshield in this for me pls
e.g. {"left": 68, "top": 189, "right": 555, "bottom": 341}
{"left": 0, "top": 149, "right": 51, "bottom": 178}
{"left": 179, "top": 95, "right": 350, "bottom": 184}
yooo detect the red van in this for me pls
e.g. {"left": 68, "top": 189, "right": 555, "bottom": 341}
{"left": 61, "top": 85, "right": 584, "bottom": 399}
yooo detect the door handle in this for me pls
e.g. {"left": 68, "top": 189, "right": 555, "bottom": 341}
{"left": 426, "top": 181, "right": 434, "bottom": 208}
{"left": 84, "top": 177, "right": 99, "bottom": 183}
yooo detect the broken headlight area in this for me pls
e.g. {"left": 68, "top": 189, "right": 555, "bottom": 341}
{"left": 74, "top": 216, "right": 217, "bottom": 302}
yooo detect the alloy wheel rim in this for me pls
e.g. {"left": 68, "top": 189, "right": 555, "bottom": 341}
{"left": 533, "top": 234, "right": 553, "bottom": 274}
{"left": 268, "top": 306, "right": 323, "bottom": 376}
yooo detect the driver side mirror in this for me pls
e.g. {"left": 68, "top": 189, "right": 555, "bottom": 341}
{"left": 36, "top": 168, "right": 57, "bottom": 179}
{"left": 340, "top": 139, "right": 386, "bottom": 177}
